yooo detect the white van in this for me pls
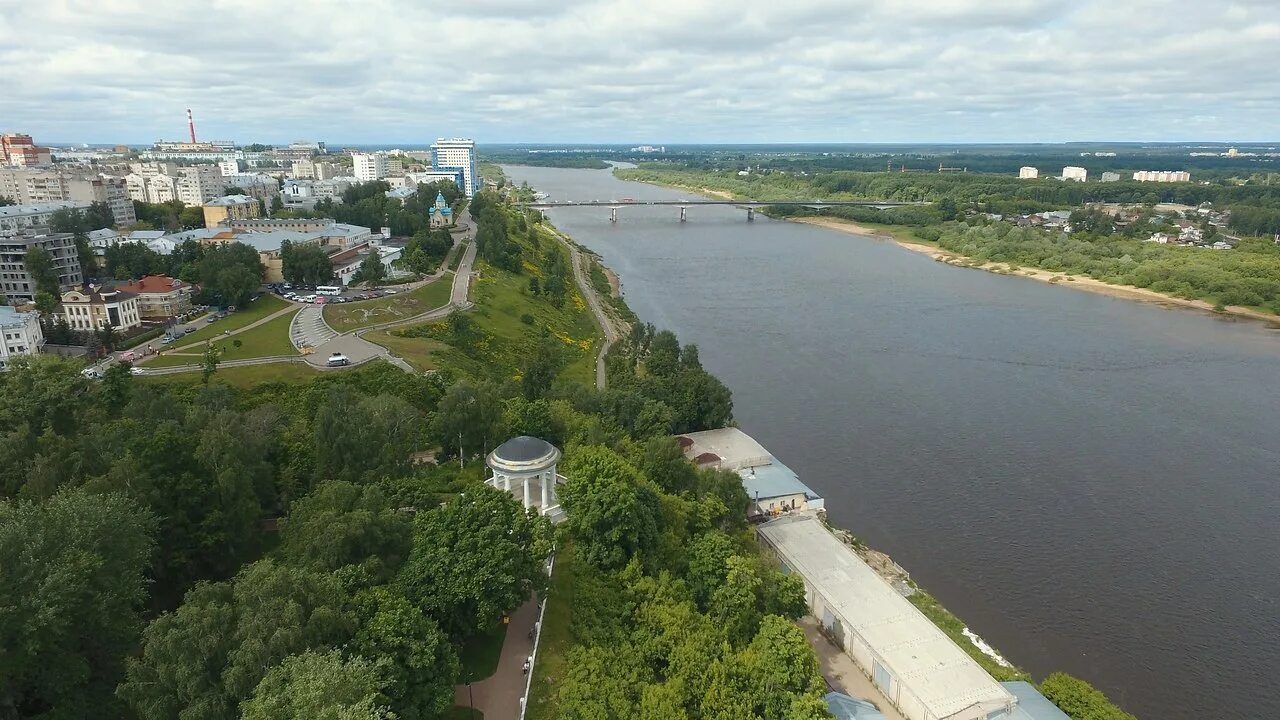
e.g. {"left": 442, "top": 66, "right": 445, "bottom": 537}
{"left": 326, "top": 353, "right": 351, "bottom": 367}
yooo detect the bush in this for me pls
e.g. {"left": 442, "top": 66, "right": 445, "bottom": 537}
{"left": 520, "top": 313, "right": 535, "bottom": 325}
{"left": 1039, "top": 672, "right": 1137, "bottom": 720}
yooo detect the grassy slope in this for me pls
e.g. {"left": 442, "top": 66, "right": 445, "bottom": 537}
{"left": 322, "top": 279, "right": 455, "bottom": 333}
{"left": 141, "top": 361, "right": 333, "bottom": 388}
{"left": 524, "top": 544, "right": 576, "bottom": 720}
{"left": 172, "top": 294, "right": 290, "bottom": 347}
{"left": 392, "top": 228, "right": 599, "bottom": 385}
{"left": 361, "top": 330, "right": 448, "bottom": 372}
{"left": 147, "top": 310, "right": 299, "bottom": 367}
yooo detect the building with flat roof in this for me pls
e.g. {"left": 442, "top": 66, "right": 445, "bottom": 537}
{"left": 202, "top": 194, "right": 261, "bottom": 228}
{"left": 1061, "top": 166, "right": 1087, "bottom": 182}
{"left": 0, "top": 201, "right": 92, "bottom": 236}
{"left": 1000, "top": 682, "right": 1069, "bottom": 720}
{"left": 0, "top": 232, "right": 83, "bottom": 302}
{"left": 1017, "top": 167, "right": 1038, "bottom": 179}
{"left": 1133, "top": 170, "right": 1191, "bottom": 183}
{"left": 353, "top": 153, "right": 388, "bottom": 182}
{"left": 0, "top": 305, "right": 44, "bottom": 369}
{"left": 430, "top": 138, "right": 479, "bottom": 197}
{"left": 758, "top": 514, "right": 1016, "bottom": 720}
{"left": 677, "top": 427, "right": 824, "bottom": 517}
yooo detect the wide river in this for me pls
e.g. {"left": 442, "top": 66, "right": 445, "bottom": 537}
{"left": 504, "top": 165, "right": 1278, "bottom": 719}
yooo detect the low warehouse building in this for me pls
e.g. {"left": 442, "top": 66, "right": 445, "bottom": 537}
{"left": 759, "top": 514, "right": 1016, "bottom": 720}
{"left": 677, "top": 427, "right": 824, "bottom": 518}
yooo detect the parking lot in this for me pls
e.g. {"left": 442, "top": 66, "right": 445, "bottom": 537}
{"left": 266, "top": 283, "right": 402, "bottom": 306}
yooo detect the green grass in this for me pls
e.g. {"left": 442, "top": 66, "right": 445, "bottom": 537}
{"left": 322, "top": 280, "right": 454, "bottom": 333}
{"left": 908, "top": 589, "right": 1029, "bottom": 682}
{"left": 448, "top": 242, "right": 469, "bottom": 271}
{"left": 147, "top": 310, "right": 299, "bottom": 367}
{"left": 362, "top": 329, "right": 448, "bottom": 372}
{"left": 170, "top": 294, "right": 290, "bottom": 348}
{"left": 401, "top": 248, "right": 599, "bottom": 383}
{"left": 140, "top": 359, "right": 381, "bottom": 388}
{"left": 525, "top": 544, "right": 576, "bottom": 720}
{"left": 458, "top": 622, "right": 507, "bottom": 683}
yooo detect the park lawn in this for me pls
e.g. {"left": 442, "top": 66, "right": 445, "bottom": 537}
{"left": 171, "top": 294, "right": 291, "bottom": 348}
{"left": 524, "top": 544, "right": 576, "bottom": 720}
{"left": 362, "top": 329, "right": 447, "bottom": 372}
{"left": 458, "top": 622, "right": 507, "bottom": 684}
{"left": 322, "top": 279, "right": 454, "bottom": 333}
{"left": 147, "top": 310, "right": 299, "bottom": 367}
{"left": 405, "top": 254, "right": 598, "bottom": 384}
{"left": 140, "top": 359, "right": 381, "bottom": 388}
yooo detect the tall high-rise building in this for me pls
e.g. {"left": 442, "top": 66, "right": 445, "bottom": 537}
{"left": 430, "top": 138, "right": 479, "bottom": 197}
{"left": 1018, "top": 166, "right": 1038, "bottom": 179}
{"left": 352, "top": 153, "right": 388, "bottom": 182}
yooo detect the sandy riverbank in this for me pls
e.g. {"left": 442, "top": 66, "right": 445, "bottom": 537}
{"left": 793, "top": 216, "right": 1280, "bottom": 326}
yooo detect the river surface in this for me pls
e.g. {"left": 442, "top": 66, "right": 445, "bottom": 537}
{"left": 503, "top": 165, "right": 1280, "bottom": 720}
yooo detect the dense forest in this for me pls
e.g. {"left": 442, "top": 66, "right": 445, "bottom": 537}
{"left": 617, "top": 165, "right": 1280, "bottom": 235}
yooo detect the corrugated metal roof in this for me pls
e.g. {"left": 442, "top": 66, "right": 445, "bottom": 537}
{"left": 759, "top": 515, "right": 1014, "bottom": 720}
{"left": 741, "top": 459, "right": 821, "bottom": 501}
{"left": 1001, "top": 682, "right": 1070, "bottom": 720}
{"left": 826, "top": 692, "right": 888, "bottom": 720}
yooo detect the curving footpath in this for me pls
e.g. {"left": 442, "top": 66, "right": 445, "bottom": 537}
{"left": 135, "top": 222, "right": 484, "bottom": 379}
{"left": 549, "top": 228, "right": 621, "bottom": 390}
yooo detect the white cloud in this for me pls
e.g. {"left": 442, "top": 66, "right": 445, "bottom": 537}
{"left": 1, "top": 0, "right": 1276, "bottom": 143}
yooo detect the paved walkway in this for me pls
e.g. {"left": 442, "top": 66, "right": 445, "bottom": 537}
{"left": 550, "top": 228, "right": 621, "bottom": 389}
{"left": 800, "top": 616, "right": 907, "bottom": 720}
{"left": 455, "top": 596, "right": 539, "bottom": 720}
{"left": 291, "top": 304, "right": 338, "bottom": 350}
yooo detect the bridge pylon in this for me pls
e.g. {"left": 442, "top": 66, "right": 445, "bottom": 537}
{"left": 679, "top": 206, "right": 687, "bottom": 222}
{"left": 746, "top": 207, "right": 755, "bottom": 222}
{"left": 609, "top": 206, "right": 620, "bottom": 223}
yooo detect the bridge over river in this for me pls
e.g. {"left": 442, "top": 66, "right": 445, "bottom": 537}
{"left": 517, "top": 198, "right": 921, "bottom": 222}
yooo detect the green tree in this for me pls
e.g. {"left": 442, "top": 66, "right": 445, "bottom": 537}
{"left": 271, "top": 195, "right": 285, "bottom": 213}
{"left": 282, "top": 242, "right": 334, "bottom": 285}
{"left": 0, "top": 490, "right": 156, "bottom": 719}
{"left": 520, "top": 332, "right": 562, "bottom": 400}
{"left": 119, "top": 560, "right": 359, "bottom": 720}
{"left": 396, "top": 485, "right": 551, "bottom": 639}
{"left": 24, "top": 247, "right": 60, "bottom": 299}
{"left": 353, "top": 586, "right": 458, "bottom": 719}
{"left": 430, "top": 380, "right": 505, "bottom": 460}
{"left": 277, "top": 481, "right": 411, "bottom": 579}
{"left": 201, "top": 342, "right": 222, "bottom": 384}
{"left": 351, "top": 250, "right": 387, "bottom": 286}
{"left": 938, "top": 195, "right": 959, "bottom": 221}
{"left": 1039, "top": 672, "right": 1138, "bottom": 720}
{"left": 738, "top": 615, "right": 826, "bottom": 718}
{"left": 179, "top": 205, "right": 206, "bottom": 229}
{"left": 314, "top": 389, "right": 421, "bottom": 484}
{"left": 559, "top": 446, "right": 661, "bottom": 570}
{"left": 709, "top": 555, "right": 763, "bottom": 645}
{"left": 639, "top": 435, "right": 698, "bottom": 495}
{"left": 241, "top": 650, "right": 393, "bottom": 720}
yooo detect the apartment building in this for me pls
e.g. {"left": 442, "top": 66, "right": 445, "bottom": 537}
{"left": 0, "top": 232, "right": 83, "bottom": 302}
{"left": 0, "top": 202, "right": 91, "bottom": 236}
{"left": 353, "top": 153, "right": 388, "bottom": 182}
{"left": 116, "top": 275, "right": 195, "bottom": 319}
{"left": 202, "top": 194, "right": 262, "bottom": 228}
{"left": 430, "top": 138, "right": 479, "bottom": 196}
{"left": 0, "top": 305, "right": 44, "bottom": 369}
{"left": 2, "top": 133, "right": 52, "bottom": 167}
{"left": 1133, "top": 170, "right": 1191, "bottom": 183}
{"left": 176, "top": 165, "right": 226, "bottom": 205}
{"left": 1018, "top": 166, "right": 1039, "bottom": 179}
{"left": 1061, "top": 166, "right": 1088, "bottom": 182}
{"left": 0, "top": 169, "right": 135, "bottom": 225}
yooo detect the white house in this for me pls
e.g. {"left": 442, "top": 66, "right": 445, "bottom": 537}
{"left": 0, "top": 305, "right": 44, "bottom": 369}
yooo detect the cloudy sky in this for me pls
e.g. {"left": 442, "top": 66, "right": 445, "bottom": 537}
{"left": 3, "top": 0, "right": 1278, "bottom": 144}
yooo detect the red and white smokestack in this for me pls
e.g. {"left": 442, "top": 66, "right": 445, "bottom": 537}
{"left": 187, "top": 108, "right": 197, "bottom": 144}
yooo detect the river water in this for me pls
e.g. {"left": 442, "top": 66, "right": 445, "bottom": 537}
{"left": 503, "top": 165, "right": 1279, "bottom": 719}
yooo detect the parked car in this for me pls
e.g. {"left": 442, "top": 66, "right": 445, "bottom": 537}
{"left": 326, "top": 353, "right": 351, "bottom": 367}
{"left": 81, "top": 367, "right": 102, "bottom": 379}
{"left": 383, "top": 289, "right": 398, "bottom": 295}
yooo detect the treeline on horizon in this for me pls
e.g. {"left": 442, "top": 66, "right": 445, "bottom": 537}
{"left": 616, "top": 164, "right": 1280, "bottom": 235}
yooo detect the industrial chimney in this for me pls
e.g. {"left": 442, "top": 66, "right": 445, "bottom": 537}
{"left": 187, "top": 109, "right": 197, "bottom": 144}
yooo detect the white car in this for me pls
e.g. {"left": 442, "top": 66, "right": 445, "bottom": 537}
{"left": 130, "top": 367, "right": 145, "bottom": 376}
{"left": 383, "top": 289, "right": 398, "bottom": 295}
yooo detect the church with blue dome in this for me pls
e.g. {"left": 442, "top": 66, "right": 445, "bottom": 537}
{"left": 428, "top": 192, "right": 454, "bottom": 228}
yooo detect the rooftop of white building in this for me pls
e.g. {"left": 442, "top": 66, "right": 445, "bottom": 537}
{"left": 759, "top": 514, "right": 1015, "bottom": 720}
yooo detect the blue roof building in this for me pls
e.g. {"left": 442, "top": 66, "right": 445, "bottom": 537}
{"left": 825, "top": 692, "right": 888, "bottom": 720}
{"left": 1001, "top": 682, "right": 1071, "bottom": 720}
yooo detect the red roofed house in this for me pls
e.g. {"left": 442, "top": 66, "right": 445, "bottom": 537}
{"left": 117, "top": 275, "right": 196, "bottom": 320}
